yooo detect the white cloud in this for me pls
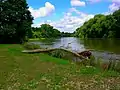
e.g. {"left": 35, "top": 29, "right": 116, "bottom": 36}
{"left": 32, "top": 8, "right": 94, "bottom": 33}
{"left": 112, "top": 0, "right": 120, "bottom": 3}
{"left": 109, "top": 0, "right": 120, "bottom": 12}
{"left": 109, "top": 3, "right": 119, "bottom": 12}
{"left": 28, "top": 2, "right": 55, "bottom": 19}
{"left": 71, "top": 0, "right": 86, "bottom": 6}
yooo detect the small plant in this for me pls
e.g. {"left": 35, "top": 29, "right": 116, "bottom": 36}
{"left": 23, "top": 43, "right": 40, "bottom": 50}
{"left": 79, "top": 56, "right": 96, "bottom": 66}
{"left": 49, "top": 50, "right": 65, "bottom": 59}
{"left": 96, "top": 58, "right": 103, "bottom": 68}
{"left": 101, "top": 63, "right": 109, "bottom": 71}
{"left": 113, "top": 61, "right": 120, "bottom": 72}
{"left": 89, "top": 55, "right": 96, "bottom": 66}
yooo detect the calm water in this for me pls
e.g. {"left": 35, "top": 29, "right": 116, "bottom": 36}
{"left": 31, "top": 37, "right": 120, "bottom": 60}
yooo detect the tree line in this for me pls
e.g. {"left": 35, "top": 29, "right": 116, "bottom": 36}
{"left": 75, "top": 9, "right": 120, "bottom": 38}
{"left": 29, "top": 24, "right": 75, "bottom": 38}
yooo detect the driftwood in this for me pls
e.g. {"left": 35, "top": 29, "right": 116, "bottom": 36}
{"left": 22, "top": 48, "right": 88, "bottom": 59}
{"left": 78, "top": 51, "right": 92, "bottom": 59}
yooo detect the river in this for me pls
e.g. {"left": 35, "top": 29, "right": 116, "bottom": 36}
{"left": 30, "top": 37, "right": 120, "bottom": 61}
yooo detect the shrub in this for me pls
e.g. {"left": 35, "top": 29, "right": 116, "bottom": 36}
{"left": 89, "top": 55, "right": 96, "bottom": 66}
{"left": 23, "top": 43, "right": 40, "bottom": 50}
{"left": 96, "top": 58, "right": 103, "bottom": 68}
{"left": 49, "top": 50, "right": 65, "bottom": 59}
{"left": 79, "top": 56, "right": 97, "bottom": 66}
{"left": 114, "top": 61, "right": 120, "bottom": 72}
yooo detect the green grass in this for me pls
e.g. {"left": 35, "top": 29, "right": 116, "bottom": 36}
{"left": 0, "top": 44, "right": 120, "bottom": 90}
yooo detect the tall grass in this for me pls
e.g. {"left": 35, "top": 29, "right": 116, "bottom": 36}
{"left": 77, "top": 55, "right": 120, "bottom": 73}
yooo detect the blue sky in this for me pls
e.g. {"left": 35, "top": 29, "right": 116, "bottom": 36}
{"left": 27, "top": 0, "right": 120, "bottom": 32}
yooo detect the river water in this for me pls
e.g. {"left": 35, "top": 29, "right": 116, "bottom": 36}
{"left": 30, "top": 37, "right": 120, "bottom": 61}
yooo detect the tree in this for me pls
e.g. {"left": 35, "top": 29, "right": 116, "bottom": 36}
{"left": 75, "top": 9, "right": 120, "bottom": 38}
{"left": 40, "top": 24, "right": 54, "bottom": 38}
{"left": 0, "top": 0, "right": 33, "bottom": 43}
{"left": 31, "top": 24, "right": 61, "bottom": 38}
{"left": 112, "top": 10, "right": 120, "bottom": 38}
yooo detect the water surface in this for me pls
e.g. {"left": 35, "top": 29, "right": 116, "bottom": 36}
{"left": 30, "top": 37, "right": 120, "bottom": 60}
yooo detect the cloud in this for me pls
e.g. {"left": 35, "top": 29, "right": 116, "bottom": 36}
{"left": 109, "top": 0, "right": 120, "bottom": 12}
{"left": 88, "top": 0, "right": 101, "bottom": 3}
{"left": 28, "top": 2, "right": 55, "bottom": 19}
{"left": 32, "top": 8, "right": 94, "bottom": 33}
{"left": 112, "top": 0, "right": 120, "bottom": 4}
{"left": 71, "top": 0, "right": 86, "bottom": 6}
{"left": 69, "top": 8, "right": 88, "bottom": 17}
{"left": 109, "top": 3, "right": 120, "bottom": 12}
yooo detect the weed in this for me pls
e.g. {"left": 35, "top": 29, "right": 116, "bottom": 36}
{"left": 23, "top": 43, "right": 40, "bottom": 50}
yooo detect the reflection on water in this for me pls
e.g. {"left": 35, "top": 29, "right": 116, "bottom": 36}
{"left": 83, "top": 39, "right": 120, "bottom": 54}
{"left": 30, "top": 37, "right": 120, "bottom": 60}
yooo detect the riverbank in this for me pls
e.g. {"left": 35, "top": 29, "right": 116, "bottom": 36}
{"left": 0, "top": 44, "right": 120, "bottom": 90}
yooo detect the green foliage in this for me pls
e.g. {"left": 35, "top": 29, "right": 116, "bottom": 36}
{"left": 32, "top": 31, "right": 42, "bottom": 38}
{"left": 114, "top": 61, "right": 120, "bottom": 72}
{"left": 102, "top": 70, "right": 120, "bottom": 77}
{"left": 23, "top": 43, "right": 40, "bottom": 50}
{"left": 80, "top": 66, "right": 100, "bottom": 75}
{"left": 0, "top": 0, "right": 33, "bottom": 43}
{"left": 30, "top": 24, "right": 74, "bottom": 38}
{"left": 61, "top": 32, "right": 74, "bottom": 37}
{"left": 78, "top": 55, "right": 120, "bottom": 73}
{"left": 31, "top": 24, "right": 61, "bottom": 38}
{"left": 96, "top": 58, "right": 103, "bottom": 68}
{"left": 79, "top": 56, "right": 97, "bottom": 67}
{"left": 75, "top": 9, "right": 120, "bottom": 38}
{"left": 49, "top": 50, "right": 65, "bottom": 59}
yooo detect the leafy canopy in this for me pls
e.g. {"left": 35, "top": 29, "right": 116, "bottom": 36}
{"left": 0, "top": 0, "right": 33, "bottom": 43}
{"left": 75, "top": 9, "right": 120, "bottom": 38}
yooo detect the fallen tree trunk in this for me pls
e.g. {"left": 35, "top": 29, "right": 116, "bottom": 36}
{"left": 22, "top": 48, "right": 87, "bottom": 59}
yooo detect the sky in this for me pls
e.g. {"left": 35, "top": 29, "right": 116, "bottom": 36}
{"left": 27, "top": 0, "right": 120, "bottom": 32}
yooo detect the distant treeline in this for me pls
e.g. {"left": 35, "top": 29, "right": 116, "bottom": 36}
{"left": 75, "top": 9, "right": 120, "bottom": 38}
{"left": 29, "top": 24, "right": 74, "bottom": 38}
{"left": 61, "top": 32, "right": 74, "bottom": 37}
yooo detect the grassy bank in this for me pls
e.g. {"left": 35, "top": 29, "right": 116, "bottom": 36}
{"left": 0, "top": 44, "right": 120, "bottom": 90}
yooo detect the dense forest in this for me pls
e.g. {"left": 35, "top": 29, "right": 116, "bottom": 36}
{"left": 75, "top": 9, "right": 120, "bottom": 38}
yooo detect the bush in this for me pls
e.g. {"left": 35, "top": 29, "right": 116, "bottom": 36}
{"left": 114, "top": 61, "right": 120, "bottom": 72}
{"left": 49, "top": 50, "right": 65, "bottom": 59}
{"left": 80, "top": 56, "right": 97, "bottom": 66}
{"left": 23, "top": 43, "right": 40, "bottom": 50}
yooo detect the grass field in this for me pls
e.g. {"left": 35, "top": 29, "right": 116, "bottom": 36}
{"left": 0, "top": 44, "right": 120, "bottom": 90}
